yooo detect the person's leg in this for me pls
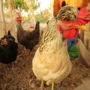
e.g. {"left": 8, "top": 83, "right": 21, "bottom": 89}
{"left": 67, "top": 39, "right": 72, "bottom": 51}
{"left": 67, "top": 38, "right": 76, "bottom": 51}
{"left": 71, "top": 38, "right": 76, "bottom": 47}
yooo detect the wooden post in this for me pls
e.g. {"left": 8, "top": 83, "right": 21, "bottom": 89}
{"left": 0, "top": 0, "right": 6, "bottom": 35}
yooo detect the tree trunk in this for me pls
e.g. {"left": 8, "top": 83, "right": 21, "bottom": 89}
{"left": 82, "top": 3, "right": 90, "bottom": 50}
{"left": 78, "top": 22, "right": 90, "bottom": 67}
{"left": 83, "top": 23, "right": 90, "bottom": 50}
{"left": 78, "top": 3, "right": 90, "bottom": 66}
{"left": 7, "top": 0, "right": 16, "bottom": 34}
{"left": 8, "top": 0, "right": 14, "bottom": 17}
{"left": 77, "top": 39, "right": 90, "bottom": 67}
{"left": 0, "top": 0, "right": 6, "bottom": 36}
{"left": 80, "top": 31, "right": 84, "bottom": 42}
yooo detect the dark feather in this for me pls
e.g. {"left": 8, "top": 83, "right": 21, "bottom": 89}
{"left": 0, "top": 32, "right": 18, "bottom": 64}
{"left": 17, "top": 21, "right": 40, "bottom": 50}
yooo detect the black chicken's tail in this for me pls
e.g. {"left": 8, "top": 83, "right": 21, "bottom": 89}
{"left": 8, "top": 30, "right": 11, "bottom": 35}
{"left": 5, "top": 30, "right": 15, "bottom": 41}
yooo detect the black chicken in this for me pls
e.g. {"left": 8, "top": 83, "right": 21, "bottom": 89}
{"left": 16, "top": 21, "right": 40, "bottom": 50}
{"left": 0, "top": 31, "right": 18, "bottom": 64}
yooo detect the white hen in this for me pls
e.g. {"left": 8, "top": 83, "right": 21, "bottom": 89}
{"left": 32, "top": 18, "right": 72, "bottom": 90}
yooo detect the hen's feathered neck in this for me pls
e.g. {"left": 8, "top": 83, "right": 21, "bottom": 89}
{"left": 39, "top": 18, "right": 63, "bottom": 52}
{"left": 16, "top": 23, "right": 24, "bottom": 31}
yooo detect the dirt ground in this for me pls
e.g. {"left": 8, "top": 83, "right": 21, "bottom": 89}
{"left": 0, "top": 21, "right": 90, "bottom": 90}
{"left": 0, "top": 43, "right": 90, "bottom": 90}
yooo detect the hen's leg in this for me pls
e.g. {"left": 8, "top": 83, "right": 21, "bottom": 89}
{"left": 40, "top": 80, "right": 44, "bottom": 90}
{"left": 51, "top": 82, "right": 54, "bottom": 90}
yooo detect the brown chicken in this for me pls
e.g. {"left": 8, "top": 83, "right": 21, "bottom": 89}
{"left": 16, "top": 20, "right": 40, "bottom": 50}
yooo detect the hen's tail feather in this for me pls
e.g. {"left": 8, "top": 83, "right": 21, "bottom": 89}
{"left": 35, "top": 21, "right": 40, "bottom": 30}
{"left": 8, "top": 30, "right": 11, "bottom": 35}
